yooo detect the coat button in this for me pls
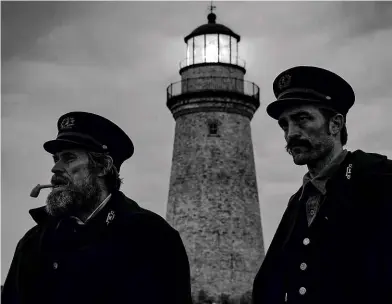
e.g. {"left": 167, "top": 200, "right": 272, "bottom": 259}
{"left": 53, "top": 262, "right": 59, "bottom": 270}
{"left": 300, "top": 262, "right": 307, "bottom": 270}
{"left": 299, "top": 287, "right": 307, "bottom": 295}
{"left": 303, "top": 238, "right": 310, "bottom": 245}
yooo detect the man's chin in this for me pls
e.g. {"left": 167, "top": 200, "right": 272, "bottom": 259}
{"left": 45, "top": 203, "right": 67, "bottom": 217}
{"left": 46, "top": 189, "right": 72, "bottom": 217}
{"left": 291, "top": 151, "right": 311, "bottom": 165}
{"left": 292, "top": 157, "right": 308, "bottom": 165}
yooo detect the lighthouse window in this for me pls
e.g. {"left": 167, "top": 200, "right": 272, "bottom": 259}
{"left": 194, "top": 36, "right": 204, "bottom": 64}
{"left": 231, "top": 36, "right": 238, "bottom": 64}
{"left": 205, "top": 34, "right": 219, "bottom": 62}
{"left": 208, "top": 121, "right": 219, "bottom": 136}
{"left": 186, "top": 40, "right": 193, "bottom": 66}
{"left": 219, "top": 34, "right": 230, "bottom": 64}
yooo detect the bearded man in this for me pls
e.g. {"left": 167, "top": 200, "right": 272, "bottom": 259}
{"left": 2, "top": 112, "right": 192, "bottom": 304}
{"left": 252, "top": 66, "right": 392, "bottom": 304}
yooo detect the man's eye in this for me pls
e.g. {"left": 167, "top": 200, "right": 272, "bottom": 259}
{"left": 280, "top": 124, "right": 288, "bottom": 132}
{"left": 63, "top": 157, "right": 75, "bottom": 163}
{"left": 54, "top": 155, "right": 75, "bottom": 164}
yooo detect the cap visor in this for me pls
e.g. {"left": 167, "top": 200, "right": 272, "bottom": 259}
{"left": 43, "top": 139, "right": 96, "bottom": 154}
{"left": 266, "top": 98, "right": 328, "bottom": 120}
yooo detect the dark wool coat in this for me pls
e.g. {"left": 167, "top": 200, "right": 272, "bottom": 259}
{"left": 252, "top": 150, "right": 392, "bottom": 304}
{"left": 2, "top": 191, "right": 193, "bottom": 304}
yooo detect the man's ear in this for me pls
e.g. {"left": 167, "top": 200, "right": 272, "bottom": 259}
{"left": 329, "top": 113, "right": 344, "bottom": 136}
{"left": 97, "top": 155, "right": 114, "bottom": 177}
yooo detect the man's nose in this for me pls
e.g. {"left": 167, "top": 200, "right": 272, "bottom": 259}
{"left": 286, "top": 123, "right": 302, "bottom": 141}
{"left": 51, "top": 161, "right": 64, "bottom": 174}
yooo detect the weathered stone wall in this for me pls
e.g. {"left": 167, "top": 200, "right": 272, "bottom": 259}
{"left": 168, "top": 96, "right": 259, "bottom": 121}
{"left": 166, "top": 110, "right": 265, "bottom": 302}
{"left": 181, "top": 77, "right": 244, "bottom": 95}
{"left": 181, "top": 64, "right": 244, "bottom": 80}
{"left": 181, "top": 65, "right": 244, "bottom": 93}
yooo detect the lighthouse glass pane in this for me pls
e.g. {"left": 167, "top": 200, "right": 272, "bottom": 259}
{"left": 231, "top": 38, "right": 238, "bottom": 65}
{"left": 194, "top": 35, "right": 204, "bottom": 64}
{"left": 205, "top": 34, "right": 218, "bottom": 63}
{"left": 186, "top": 40, "right": 193, "bottom": 65}
{"left": 219, "top": 35, "right": 230, "bottom": 64}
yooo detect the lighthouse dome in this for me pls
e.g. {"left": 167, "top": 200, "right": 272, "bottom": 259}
{"left": 184, "top": 13, "right": 240, "bottom": 43}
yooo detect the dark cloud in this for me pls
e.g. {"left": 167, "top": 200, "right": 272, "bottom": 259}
{"left": 340, "top": 2, "right": 392, "bottom": 38}
{"left": 1, "top": 1, "right": 91, "bottom": 60}
{"left": 1, "top": 1, "right": 200, "bottom": 65}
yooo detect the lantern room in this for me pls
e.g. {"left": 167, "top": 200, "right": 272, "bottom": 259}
{"left": 180, "top": 12, "right": 245, "bottom": 69}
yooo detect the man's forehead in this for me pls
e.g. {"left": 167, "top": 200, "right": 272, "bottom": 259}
{"left": 278, "top": 104, "right": 321, "bottom": 120}
{"left": 53, "top": 149, "right": 88, "bottom": 157}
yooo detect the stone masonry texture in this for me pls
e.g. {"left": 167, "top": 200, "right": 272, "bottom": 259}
{"left": 166, "top": 64, "right": 265, "bottom": 303}
{"left": 181, "top": 64, "right": 245, "bottom": 80}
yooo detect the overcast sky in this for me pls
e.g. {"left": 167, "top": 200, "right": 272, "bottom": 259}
{"left": 2, "top": 1, "right": 392, "bottom": 282}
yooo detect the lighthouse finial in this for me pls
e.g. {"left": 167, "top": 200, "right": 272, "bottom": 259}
{"left": 207, "top": 1, "right": 217, "bottom": 23}
{"left": 209, "top": 0, "right": 216, "bottom": 14}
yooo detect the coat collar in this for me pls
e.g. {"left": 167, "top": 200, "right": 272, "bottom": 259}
{"left": 281, "top": 150, "right": 356, "bottom": 249}
{"left": 28, "top": 191, "right": 138, "bottom": 228}
{"left": 254, "top": 149, "right": 391, "bottom": 290}
{"left": 299, "top": 149, "right": 348, "bottom": 200}
{"left": 281, "top": 149, "right": 391, "bottom": 251}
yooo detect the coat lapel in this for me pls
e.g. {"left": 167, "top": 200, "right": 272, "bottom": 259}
{"left": 321, "top": 152, "right": 357, "bottom": 221}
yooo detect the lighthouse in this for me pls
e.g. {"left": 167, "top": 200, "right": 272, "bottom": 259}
{"left": 166, "top": 7, "right": 265, "bottom": 303}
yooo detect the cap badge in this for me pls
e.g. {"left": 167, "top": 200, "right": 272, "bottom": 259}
{"left": 60, "top": 117, "right": 75, "bottom": 130}
{"left": 278, "top": 74, "right": 292, "bottom": 90}
{"left": 106, "top": 210, "right": 115, "bottom": 226}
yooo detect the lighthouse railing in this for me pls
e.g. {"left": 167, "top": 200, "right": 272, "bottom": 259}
{"left": 167, "top": 76, "right": 259, "bottom": 101}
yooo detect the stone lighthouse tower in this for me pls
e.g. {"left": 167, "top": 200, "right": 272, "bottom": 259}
{"left": 166, "top": 8, "right": 265, "bottom": 303}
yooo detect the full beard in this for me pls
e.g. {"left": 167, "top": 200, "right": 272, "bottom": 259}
{"left": 45, "top": 176, "right": 102, "bottom": 218}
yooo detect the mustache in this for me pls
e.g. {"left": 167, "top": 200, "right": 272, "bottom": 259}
{"left": 285, "top": 139, "right": 312, "bottom": 151}
{"left": 50, "top": 175, "right": 70, "bottom": 186}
